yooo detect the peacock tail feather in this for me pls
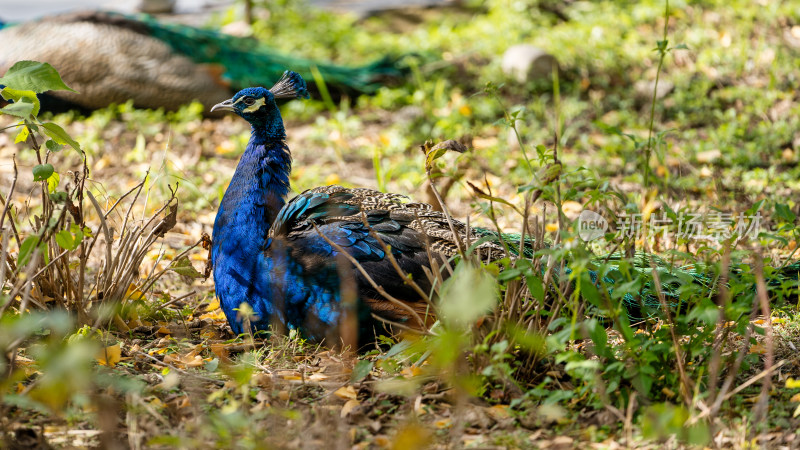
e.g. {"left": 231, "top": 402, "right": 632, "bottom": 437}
{"left": 0, "top": 11, "right": 406, "bottom": 112}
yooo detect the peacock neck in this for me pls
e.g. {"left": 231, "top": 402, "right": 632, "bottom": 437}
{"left": 213, "top": 129, "right": 291, "bottom": 255}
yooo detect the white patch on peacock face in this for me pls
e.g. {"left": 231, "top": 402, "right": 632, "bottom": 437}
{"left": 242, "top": 97, "right": 267, "bottom": 113}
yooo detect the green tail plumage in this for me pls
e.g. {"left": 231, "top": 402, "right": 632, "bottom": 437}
{"left": 114, "top": 12, "right": 406, "bottom": 95}
{"left": 0, "top": 11, "right": 406, "bottom": 112}
{"left": 474, "top": 228, "right": 799, "bottom": 321}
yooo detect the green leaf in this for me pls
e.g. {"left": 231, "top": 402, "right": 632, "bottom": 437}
{"left": 0, "top": 100, "right": 34, "bottom": 118}
{"left": 439, "top": 262, "right": 498, "bottom": 327}
{"left": 0, "top": 61, "right": 75, "bottom": 93}
{"left": 41, "top": 122, "right": 81, "bottom": 153}
{"left": 775, "top": 203, "right": 796, "bottom": 222}
{"left": 0, "top": 88, "right": 40, "bottom": 117}
{"left": 55, "top": 230, "right": 76, "bottom": 251}
{"left": 585, "top": 319, "right": 610, "bottom": 359}
{"left": 169, "top": 256, "right": 204, "bottom": 278}
{"left": 525, "top": 273, "right": 545, "bottom": 302}
{"left": 32, "top": 164, "right": 54, "bottom": 181}
{"left": 351, "top": 360, "right": 374, "bottom": 382}
{"left": 50, "top": 191, "right": 68, "bottom": 203}
{"left": 47, "top": 172, "right": 60, "bottom": 194}
{"left": 45, "top": 139, "right": 63, "bottom": 152}
{"left": 17, "top": 235, "right": 40, "bottom": 267}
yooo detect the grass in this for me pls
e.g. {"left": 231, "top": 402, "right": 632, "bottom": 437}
{"left": 1, "top": 0, "right": 800, "bottom": 447}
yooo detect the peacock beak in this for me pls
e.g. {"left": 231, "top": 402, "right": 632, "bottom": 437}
{"left": 210, "top": 98, "right": 236, "bottom": 113}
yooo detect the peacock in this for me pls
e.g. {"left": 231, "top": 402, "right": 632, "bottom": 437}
{"left": 210, "top": 71, "right": 800, "bottom": 343}
{"left": 209, "top": 71, "right": 518, "bottom": 342}
{"left": 0, "top": 11, "right": 404, "bottom": 112}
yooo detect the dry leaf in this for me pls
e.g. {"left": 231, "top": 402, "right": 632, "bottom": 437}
{"left": 96, "top": 344, "right": 121, "bottom": 366}
{"left": 400, "top": 366, "right": 423, "bottom": 379}
{"left": 749, "top": 343, "right": 767, "bottom": 354}
{"left": 485, "top": 404, "right": 511, "bottom": 421}
{"left": 340, "top": 399, "right": 360, "bottom": 418}
{"left": 334, "top": 386, "right": 358, "bottom": 400}
{"left": 434, "top": 419, "right": 452, "bottom": 429}
{"left": 125, "top": 283, "right": 146, "bottom": 301}
{"left": 307, "top": 373, "right": 329, "bottom": 382}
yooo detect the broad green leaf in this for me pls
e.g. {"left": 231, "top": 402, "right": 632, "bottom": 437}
{"left": 55, "top": 230, "right": 76, "bottom": 251}
{"left": 17, "top": 235, "right": 40, "bottom": 267}
{"left": 45, "top": 139, "right": 63, "bottom": 152}
{"left": 525, "top": 273, "right": 545, "bottom": 302}
{"left": 585, "top": 318, "right": 610, "bottom": 359}
{"left": 14, "top": 125, "right": 29, "bottom": 143}
{"left": 351, "top": 360, "right": 374, "bottom": 382}
{"left": 50, "top": 191, "right": 68, "bottom": 203}
{"left": 47, "top": 171, "right": 60, "bottom": 193}
{"left": 42, "top": 122, "right": 81, "bottom": 153}
{"left": 0, "top": 61, "right": 75, "bottom": 93}
{"left": 0, "top": 100, "right": 34, "bottom": 118}
{"left": 775, "top": 203, "right": 796, "bottom": 222}
{"left": 0, "top": 88, "right": 40, "bottom": 117}
{"left": 32, "top": 164, "right": 54, "bottom": 181}
{"left": 170, "top": 256, "right": 204, "bottom": 278}
{"left": 439, "top": 262, "right": 498, "bottom": 327}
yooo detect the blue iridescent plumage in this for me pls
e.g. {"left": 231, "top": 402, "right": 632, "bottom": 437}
{"left": 210, "top": 71, "right": 444, "bottom": 341}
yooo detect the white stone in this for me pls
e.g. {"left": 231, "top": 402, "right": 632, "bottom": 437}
{"left": 501, "top": 44, "right": 558, "bottom": 83}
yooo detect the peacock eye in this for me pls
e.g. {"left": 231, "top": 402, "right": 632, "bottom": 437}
{"left": 243, "top": 97, "right": 256, "bottom": 106}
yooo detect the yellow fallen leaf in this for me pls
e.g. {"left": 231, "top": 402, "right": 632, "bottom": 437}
{"left": 545, "top": 223, "right": 559, "bottom": 232}
{"left": 206, "top": 298, "right": 220, "bottom": 312}
{"left": 789, "top": 393, "right": 800, "bottom": 402}
{"left": 786, "top": 378, "right": 800, "bottom": 389}
{"left": 125, "top": 283, "right": 146, "bottom": 301}
{"left": 434, "top": 418, "right": 452, "bottom": 429}
{"left": 334, "top": 385, "right": 358, "bottom": 400}
{"left": 400, "top": 366, "right": 423, "bottom": 379}
{"left": 97, "top": 344, "right": 122, "bottom": 367}
{"left": 199, "top": 309, "right": 227, "bottom": 321}
{"left": 749, "top": 343, "right": 767, "bottom": 354}
{"left": 307, "top": 373, "right": 329, "bottom": 382}
{"left": 485, "top": 404, "right": 511, "bottom": 420}
{"left": 340, "top": 399, "right": 360, "bottom": 418}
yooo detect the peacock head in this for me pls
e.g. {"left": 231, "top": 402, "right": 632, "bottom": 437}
{"left": 210, "top": 70, "right": 309, "bottom": 133}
